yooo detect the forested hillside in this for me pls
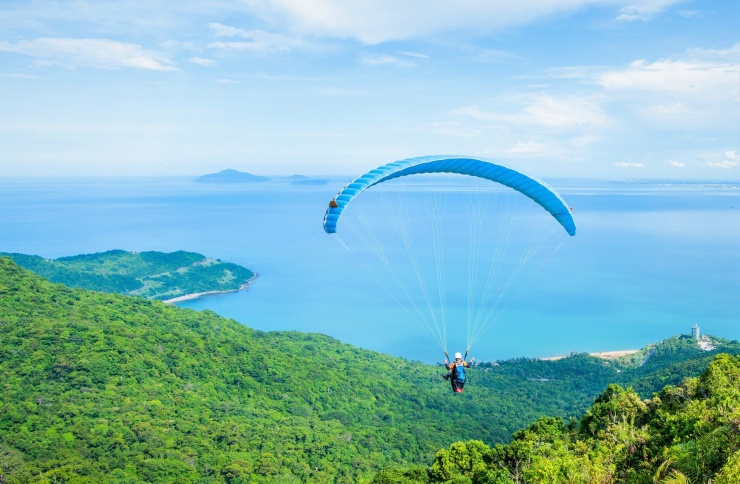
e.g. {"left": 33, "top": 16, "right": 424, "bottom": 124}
{"left": 374, "top": 353, "right": 740, "bottom": 483}
{"left": 0, "top": 257, "right": 737, "bottom": 483}
{"left": 480, "top": 334, "right": 740, "bottom": 401}
{"left": 0, "top": 250, "right": 254, "bottom": 300}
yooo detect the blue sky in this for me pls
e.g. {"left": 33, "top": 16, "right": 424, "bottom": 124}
{"left": 1, "top": 0, "right": 738, "bottom": 178}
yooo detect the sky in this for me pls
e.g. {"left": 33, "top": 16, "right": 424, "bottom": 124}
{"left": 1, "top": 0, "right": 738, "bottom": 179}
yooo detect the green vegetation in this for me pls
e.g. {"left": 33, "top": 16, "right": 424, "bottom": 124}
{"left": 0, "top": 250, "right": 255, "bottom": 300}
{"left": 478, "top": 334, "right": 740, "bottom": 402}
{"left": 375, "top": 353, "right": 740, "bottom": 483}
{"left": 0, "top": 257, "right": 737, "bottom": 483}
{"left": 612, "top": 334, "right": 739, "bottom": 396}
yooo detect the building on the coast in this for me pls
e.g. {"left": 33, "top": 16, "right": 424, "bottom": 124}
{"left": 691, "top": 324, "right": 716, "bottom": 351}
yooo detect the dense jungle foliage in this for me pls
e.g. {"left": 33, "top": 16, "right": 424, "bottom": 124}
{"left": 374, "top": 353, "right": 740, "bottom": 483}
{"left": 0, "top": 257, "right": 736, "bottom": 483}
{"left": 0, "top": 250, "right": 255, "bottom": 300}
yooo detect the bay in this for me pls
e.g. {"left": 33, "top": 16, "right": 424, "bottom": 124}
{"left": 1, "top": 176, "right": 737, "bottom": 363}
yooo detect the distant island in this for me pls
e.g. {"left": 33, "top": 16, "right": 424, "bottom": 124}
{"left": 0, "top": 250, "right": 256, "bottom": 301}
{"left": 285, "top": 174, "right": 330, "bottom": 185}
{"left": 194, "top": 168, "right": 270, "bottom": 183}
{"left": 290, "top": 178, "right": 330, "bottom": 185}
{"left": 194, "top": 170, "right": 331, "bottom": 185}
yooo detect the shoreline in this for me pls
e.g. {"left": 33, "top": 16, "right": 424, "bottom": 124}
{"left": 162, "top": 273, "right": 259, "bottom": 304}
{"left": 539, "top": 349, "right": 639, "bottom": 361}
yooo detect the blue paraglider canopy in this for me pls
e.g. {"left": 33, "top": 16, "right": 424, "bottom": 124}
{"left": 323, "top": 155, "right": 576, "bottom": 236}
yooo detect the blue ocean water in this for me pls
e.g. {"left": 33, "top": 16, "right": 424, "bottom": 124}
{"left": 1, "top": 176, "right": 737, "bottom": 363}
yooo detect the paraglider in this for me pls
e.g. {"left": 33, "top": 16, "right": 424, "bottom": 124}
{"left": 443, "top": 351, "right": 474, "bottom": 393}
{"left": 323, "top": 155, "right": 576, "bottom": 236}
{"left": 323, "top": 155, "right": 576, "bottom": 385}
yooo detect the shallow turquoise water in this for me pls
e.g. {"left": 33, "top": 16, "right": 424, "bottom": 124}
{"left": 1, "top": 177, "right": 737, "bottom": 363}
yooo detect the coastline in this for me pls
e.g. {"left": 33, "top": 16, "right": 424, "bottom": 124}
{"left": 539, "top": 349, "right": 639, "bottom": 361}
{"left": 162, "top": 273, "right": 259, "bottom": 304}
{"left": 590, "top": 349, "right": 639, "bottom": 360}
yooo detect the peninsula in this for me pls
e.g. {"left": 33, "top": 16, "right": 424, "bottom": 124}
{"left": 0, "top": 250, "right": 255, "bottom": 301}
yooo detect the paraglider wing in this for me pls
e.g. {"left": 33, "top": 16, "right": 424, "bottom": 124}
{"left": 323, "top": 155, "right": 576, "bottom": 236}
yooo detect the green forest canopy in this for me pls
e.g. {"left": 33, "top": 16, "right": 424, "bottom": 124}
{"left": 375, "top": 353, "right": 740, "bottom": 483}
{"left": 0, "top": 250, "right": 255, "bottom": 300}
{"left": 0, "top": 257, "right": 737, "bottom": 483}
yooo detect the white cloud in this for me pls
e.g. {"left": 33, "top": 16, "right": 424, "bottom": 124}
{"left": 0, "top": 72, "right": 37, "bottom": 79}
{"left": 571, "top": 135, "right": 602, "bottom": 147}
{"left": 188, "top": 57, "right": 216, "bottom": 66}
{"left": 361, "top": 54, "right": 413, "bottom": 67}
{"left": 0, "top": 38, "right": 177, "bottom": 71}
{"left": 600, "top": 59, "right": 739, "bottom": 97}
{"left": 616, "top": 0, "right": 678, "bottom": 21}
{"left": 667, "top": 160, "right": 685, "bottom": 167}
{"left": 615, "top": 162, "right": 645, "bottom": 168}
{"left": 453, "top": 105, "right": 500, "bottom": 122}
{"left": 207, "top": 23, "right": 305, "bottom": 53}
{"left": 706, "top": 151, "right": 739, "bottom": 169}
{"left": 399, "top": 51, "right": 429, "bottom": 59}
{"left": 425, "top": 122, "right": 481, "bottom": 138}
{"left": 161, "top": 40, "right": 199, "bottom": 51}
{"left": 641, "top": 101, "right": 691, "bottom": 117}
{"left": 707, "top": 161, "right": 738, "bottom": 169}
{"left": 678, "top": 10, "right": 704, "bottom": 18}
{"left": 241, "top": 0, "right": 685, "bottom": 44}
{"left": 522, "top": 95, "right": 610, "bottom": 128}
{"left": 594, "top": 44, "right": 740, "bottom": 134}
{"left": 210, "top": 22, "right": 252, "bottom": 38}
{"left": 454, "top": 95, "right": 610, "bottom": 130}
{"left": 686, "top": 43, "right": 740, "bottom": 62}
{"left": 505, "top": 140, "right": 547, "bottom": 154}
{"left": 599, "top": 45, "right": 740, "bottom": 100}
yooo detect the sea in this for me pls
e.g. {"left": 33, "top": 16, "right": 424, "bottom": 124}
{"left": 1, "top": 176, "right": 738, "bottom": 364}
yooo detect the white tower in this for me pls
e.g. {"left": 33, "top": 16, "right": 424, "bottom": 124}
{"left": 692, "top": 324, "right": 700, "bottom": 340}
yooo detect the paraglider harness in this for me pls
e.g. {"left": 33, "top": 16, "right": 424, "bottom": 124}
{"left": 453, "top": 363, "right": 467, "bottom": 383}
{"left": 444, "top": 351, "right": 469, "bottom": 393}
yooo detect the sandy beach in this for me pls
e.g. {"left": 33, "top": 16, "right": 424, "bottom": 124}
{"left": 540, "top": 349, "right": 639, "bottom": 361}
{"left": 162, "top": 273, "right": 259, "bottom": 304}
{"left": 589, "top": 349, "right": 639, "bottom": 360}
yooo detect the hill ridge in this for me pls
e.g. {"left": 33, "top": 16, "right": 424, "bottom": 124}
{"left": 1, "top": 258, "right": 738, "bottom": 483}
